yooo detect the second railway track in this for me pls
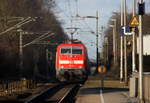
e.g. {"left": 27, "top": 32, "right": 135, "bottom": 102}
{"left": 0, "top": 80, "right": 84, "bottom": 103}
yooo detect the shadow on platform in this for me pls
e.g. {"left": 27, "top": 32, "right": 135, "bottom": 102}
{"left": 79, "top": 87, "right": 129, "bottom": 95}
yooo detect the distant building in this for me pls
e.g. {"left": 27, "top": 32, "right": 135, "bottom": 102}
{"left": 137, "top": 35, "right": 150, "bottom": 55}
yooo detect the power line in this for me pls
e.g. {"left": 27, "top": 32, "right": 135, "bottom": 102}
{"left": 56, "top": 2, "right": 71, "bottom": 20}
{"left": 82, "top": 19, "right": 95, "bottom": 33}
{"left": 75, "top": 0, "right": 79, "bottom": 16}
{"left": 67, "top": 0, "right": 73, "bottom": 18}
{"left": 56, "top": 0, "right": 96, "bottom": 39}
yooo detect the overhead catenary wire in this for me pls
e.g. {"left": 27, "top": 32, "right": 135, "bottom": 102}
{"left": 55, "top": 2, "right": 72, "bottom": 20}
{"left": 56, "top": 0, "right": 95, "bottom": 36}
{"left": 0, "top": 17, "right": 34, "bottom": 36}
{"left": 75, "top": 0, "right": 79, "bottom": 16}
{"left": 69, "top": 15, "right": 95, "bottom": 34}
{"left": 56, "top": 0, "right": 100, "bottom": 55}
{"left": 82, "top": 19, "right": 95, "bottom": 34}
{"left": 23, "top": 32, "right": 55, "bottom": 48}
{"left": 55, "top": 0, "right": 76, "bottom": 35}
{"left": 67, "top": 0, "right": 73, "bottom": 18}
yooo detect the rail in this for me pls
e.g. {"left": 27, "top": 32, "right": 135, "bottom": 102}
{"left": 57, "top": 84, "right": 79, "bottom": 103}
{"left": 0, "top": 79, "right": 37, "bottom": 96}
{"left": 25, "top": 83, "right": 63, "bottom": 103}
{"left": 25, "top": 81, "right": 83, "bottom": 103}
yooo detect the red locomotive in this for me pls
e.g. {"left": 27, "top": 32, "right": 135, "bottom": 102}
{"left": 55, "top": 40, "right": 89, "bottom": 81}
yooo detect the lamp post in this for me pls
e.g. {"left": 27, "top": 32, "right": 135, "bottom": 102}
{"left": 109, "top": 25, "right": 117, "bottom": 65}
{"left": 120, "top": 0, "right": 124, "bottom": 82}
{"left": 132, "top": 0, "right": 137, "bottom": 73}
{"left": 123, "top": 0, "right": 128, "bottom": 85}
{"left": 110, "top": 19, "right": 117, "bottom": 65}
{"left": 17, "top": 29, "right": 23, "bottom": 78}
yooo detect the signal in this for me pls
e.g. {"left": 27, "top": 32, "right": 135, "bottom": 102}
{"left": 138, "top": 2, "right": 145, "bottom": 15}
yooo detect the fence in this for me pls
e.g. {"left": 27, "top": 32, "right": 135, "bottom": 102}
{"left": 0, "top": 78, "right": 37, "bottom": 96}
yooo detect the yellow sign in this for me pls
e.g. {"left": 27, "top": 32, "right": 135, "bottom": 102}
{"left": 130, "top": 16, "right": 139, "bottom": 26}
{"left": 98, "top": 65, "right": 106, "bottom": 73}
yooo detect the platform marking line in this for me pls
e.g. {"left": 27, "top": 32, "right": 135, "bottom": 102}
{"left": 100, "top": 89, "right": 105, "bottom": 103}
{"left": 100, "top": 79, "right": 105, "bottom": 103}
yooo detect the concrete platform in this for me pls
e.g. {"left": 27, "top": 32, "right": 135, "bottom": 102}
{"left": 76, "top": 77, "right": 138, "bottom": 103}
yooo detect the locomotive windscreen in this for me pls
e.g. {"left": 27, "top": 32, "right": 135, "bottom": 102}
{"left": 61, "top": 46, "right": 82, "bottom": 54}
{"left": 72, "top": 47, "right": 82, "bottom": 54}
{"left": 61, "top": 47, "right": 71, "bottom": 54}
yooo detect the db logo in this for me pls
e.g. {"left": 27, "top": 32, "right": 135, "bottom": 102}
{"left": 70, "top": 61, "right": 74, "bottom": 64}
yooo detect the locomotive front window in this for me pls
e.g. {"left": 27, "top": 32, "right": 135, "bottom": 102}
{"left": 72, "top": 47, "right": 82, "bottom": 54}
{"left": 61, "top": 46, "right": 82, "bottom": 54}
{"left": 61, "top": 47, "right": 71, "bottom": 54}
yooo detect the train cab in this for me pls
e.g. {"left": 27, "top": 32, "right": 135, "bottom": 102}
{"left": 55, "top": 41, "right": 89, "bottom": 81}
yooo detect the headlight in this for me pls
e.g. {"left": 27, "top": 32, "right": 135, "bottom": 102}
{"left": 79, "top": 66, "right": 82, "bottom": 68}
{"left": 61, "top": 66, "right": 64, "bottom": 68}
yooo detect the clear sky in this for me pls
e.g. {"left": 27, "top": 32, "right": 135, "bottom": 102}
{"left": 55, "top": 0, "right": 150, "bottom": 60}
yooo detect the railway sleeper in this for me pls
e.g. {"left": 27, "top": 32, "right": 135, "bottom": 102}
{"left": 44, "top": 84, "right": 80, "bottom": 103}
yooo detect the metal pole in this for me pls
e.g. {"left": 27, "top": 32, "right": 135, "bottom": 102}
{"left": 132, "top": 0, "right": 136, "bottom": 72}
{"left": 96, "top": 11, "right": 99, "bottom": 69}
{"left": 19, "top": 29, "right": 23, "bottom": 78}
{"left": 139, "top": 0, "right": 144, "bottom": 102}
{"left": 120, "top": 0, "right": 124, "bottom": 81}
{"left": 105, "top": 37, "right": 108, "bottom": 63}
{"left": 106, "top": 40, "right": 108, "bottom": 63}
{"left": 114, "top": 20, "right": 117, "bottom": 65}
{"left": 113, "top": 26, "right": 116, "bottom": 65}
{"left": 124, "top": 0, "right": 128, "bottom": 85}
{"left": 71, "top": 19, "right": 73, "bottom": 42}
{"left": 71, "top": 32, "right": 73, "bottom": 42}
{"left": 110, "top": 19, "right": 117, "bottom": 66}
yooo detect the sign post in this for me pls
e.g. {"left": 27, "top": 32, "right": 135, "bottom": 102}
{"left": 129, "top": 16, "right": 139, "bottom": 72}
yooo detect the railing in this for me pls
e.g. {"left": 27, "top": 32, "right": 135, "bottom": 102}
{"left": 0, "top": 78, "right": 37, "bottom": 96}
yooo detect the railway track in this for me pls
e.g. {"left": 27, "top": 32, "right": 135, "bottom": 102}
{"left": 43, "top": 83, "right": 79, "bottom": 103}
{"left": 0, "top": 80, "right": 85, "bottom": 103}
{"left": 26, "top": 81, "right": 83, "bottom": 103}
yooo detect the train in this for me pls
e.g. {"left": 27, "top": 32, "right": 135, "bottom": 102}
{"left": 55, "top": 40, "right": 89, "bottom": 81}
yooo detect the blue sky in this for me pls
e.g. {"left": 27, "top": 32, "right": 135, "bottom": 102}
{"left": 56, "top": 0, "right": 120, "bottom": 26}
{"left": 55, "top": 0, "right": 150, "bottom": 60}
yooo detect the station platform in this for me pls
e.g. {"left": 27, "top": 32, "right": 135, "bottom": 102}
{"left": 76, "top": 76, "right": 138, "bottom": 103}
